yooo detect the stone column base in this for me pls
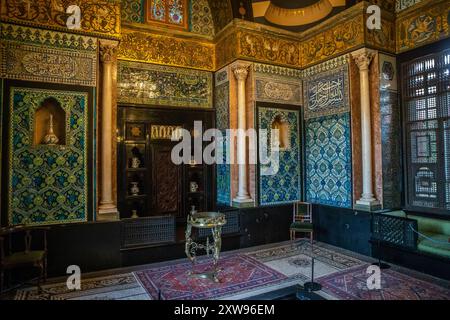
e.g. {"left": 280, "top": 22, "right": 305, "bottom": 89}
{"left": 98, "top": 204, "right": 119, "bottom": 221}
{"left": 354, "top": 199, "right": 381, "bottom": 212}
{"left": 232, "top": 198, "right": 254, "bottom": 208}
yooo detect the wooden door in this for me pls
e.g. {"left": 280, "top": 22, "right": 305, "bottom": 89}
{"left": 151, "top": 144, "right": 182, "bottom": 217}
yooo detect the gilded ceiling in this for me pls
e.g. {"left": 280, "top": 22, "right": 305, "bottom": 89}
{"left": 251, "top": 0, "right": 355, "bottom": 31}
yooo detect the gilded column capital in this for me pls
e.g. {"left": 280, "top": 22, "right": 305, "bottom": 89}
{"left": 232, "top": 64, "right": 250, "bottom": 82}
{"left": 351, "top": 48, "right": 376, "bottom": 72}
{"left": 99, "top": 40, "right": 119, "bottom": 64}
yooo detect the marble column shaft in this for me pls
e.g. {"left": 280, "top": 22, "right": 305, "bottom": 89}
{"left": 98, "top": 40, "right": 119, "bottom": 220}
{"left": 232, "top": 64, "right": 252, "bottom": 203}
{"left": 352, "top": 48, "right": 380, "bottom": 209}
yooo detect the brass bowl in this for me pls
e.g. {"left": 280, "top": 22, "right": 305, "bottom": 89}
{"left": 188, "top": 212, "right": 226, "bottom": 228}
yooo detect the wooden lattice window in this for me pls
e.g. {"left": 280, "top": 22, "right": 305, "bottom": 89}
{"left": 145, "top": 0, "right": 188, "bottom": 29}
{"left": 403, "top": 49, "right": 450, "bottom": 213}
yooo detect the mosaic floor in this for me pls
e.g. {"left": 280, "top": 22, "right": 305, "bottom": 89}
{"left": 8, "top": 240, "right": 450, "bottom": 300}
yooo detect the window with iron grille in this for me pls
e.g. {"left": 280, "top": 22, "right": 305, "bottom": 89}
{"left": 403, "top": 50, "right": 450, "bottom": 213}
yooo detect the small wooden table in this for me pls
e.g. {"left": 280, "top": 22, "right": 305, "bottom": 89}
{"left": 185, "top": 212, "right": 226, "bottom": 282}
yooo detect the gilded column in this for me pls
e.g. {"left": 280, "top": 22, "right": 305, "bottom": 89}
{"left": 232, "top": 64, "right": 253, "bottom": 206}
{"left": 352, "top": 48, "right": 380, "bottom": 211}
{"left": 98, "top": 40, "right": 119, "bottom": 220}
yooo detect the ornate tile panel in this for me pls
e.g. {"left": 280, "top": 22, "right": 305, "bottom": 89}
{"left": 121, "top": 0, "right": 215, "bottom": 37}
{"left": 380, "top": 90, "right": 402, "bottom": 209}
{"left": 253, "top": 63, "right": 302, "bottom": 78}
{"left": 253, "top": 63, "right": 302, "bottom": 105}
{"left": 8, "top": 88, "right": 89, "bottom": 226}
{"left": 121, "top": 0, "right": 145, "bottom": 23}
{"left": 0, "top": 0, "right": 121, "bottom": 39}
{"left": 0, "top": 43, "right": 97, "bottom": 87}
{"left": 215, "top": 82, "right": 231, "bottom": 205}
{"left": 117, "top": 60, "right": 213, "bottom": 108}
{"left": 191, "top": 0, "right": 215, "bottom": 37}
{"left": 0, "top": 23, "right": 97, "bottom": 86}
{"left": 305, "top": 113, "right": 353, "bottom": 208}
{"left": 258, "top": 107, "right": 301, "bottom": 206}
{"left": 303, "top": 55, "right": 349, "bottom": 78}
{"left": 0, "top": 23, "right": 98, "bottom": 51}
{"left": 396, "top": 0, "right": 422, "bottom": 12}
{"left": 303, "top": 64, "right": 350, "bottom": 120}
{"left": 255, "top": 78, "right": 302, "bottom": 106}
{"left": 118, "top": 30, "right": 215, "bottom": 71}
{"left": 215, "top": 68, "right": 229, "bottom": 87}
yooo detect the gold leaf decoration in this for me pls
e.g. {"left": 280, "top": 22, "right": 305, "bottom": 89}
{"left": 300, "top": 15, "right": 364, "bottom": 68}
{"left": 0, "top": 0, "right": 121, "bottom": 38}
{"left": 118, "top": 30, "right": 215, "bottom": 71}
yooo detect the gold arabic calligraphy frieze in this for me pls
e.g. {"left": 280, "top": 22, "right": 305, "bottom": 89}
{"left": 118, "top": 30, "right": 215, "bottom": 71}
{"left": 396, "top": 0, "right": 449, "bottom": 53}
{"left": 300, "top": 15, "right": 364, "bottom": 68}
{"left": 0, "top": 0, "right": 121, "bottom": 39}
{"left": 0, "top": 42, "right": 97, "bottom": 86}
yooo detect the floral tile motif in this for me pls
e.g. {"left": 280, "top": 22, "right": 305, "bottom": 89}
{"left": 190, "top": 0, "right": 215, "bottom": 37}
{"left": 215, "top": 82, "right": 231, "bottom": 205}
{"left": 121, "top": 0, "right": 145, "bottom": 23}
{"left": 258, "top": 107, "right": 301, "bottom": 206}
{"left": 305, "top": 113, "right": 352, "bottom": 208}
{"left": 9, "top": 88, "right": 88, "bottom": 226}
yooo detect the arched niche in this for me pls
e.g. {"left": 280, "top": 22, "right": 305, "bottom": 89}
{"left": 33, "top": 97, "right": 66, "bottom": 146}
{"left": 271, "top": 115, "right": 291, "bottom": 151}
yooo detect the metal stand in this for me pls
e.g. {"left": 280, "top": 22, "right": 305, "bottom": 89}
{"left": 303, "top": 257, "right": 322, "bottom": 292}
{"left": 372, "top": 237, "right": 390, "bottom": 269}
{"left": 185, "top": 212, "right": 226, "bottom": 283}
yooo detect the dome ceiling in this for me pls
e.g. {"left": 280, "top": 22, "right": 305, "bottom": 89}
{"left": 251, "top": 0, "right": 353, "bottom": 32}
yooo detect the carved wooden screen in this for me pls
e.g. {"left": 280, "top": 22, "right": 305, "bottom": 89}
{"left": 403, "top": 50, "right": 450, "bottom": 213}
{"left": 152, "top": 144, "right": 182, "bottom": 217}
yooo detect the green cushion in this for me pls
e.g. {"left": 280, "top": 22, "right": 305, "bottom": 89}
{"left": 385, "top": 210, "right": 407, "bottom": 218}
{"left": 290, "top": 222, "right": 313, "bottom": 231}
{"left": 417, "top": 233, "right": 450, "bottom": 259}
{"left": 3, "top": 251, "right": 45, "bottom": 266}
{"left": 409, "top": 215, "right": 450, "bottom": 236}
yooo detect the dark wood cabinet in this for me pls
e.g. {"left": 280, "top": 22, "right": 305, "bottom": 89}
{"left": 117, "top": 107, "right": 215, "bottom": 222}
{"left": 240, "top": 205, "right": 292, "bottom": 248}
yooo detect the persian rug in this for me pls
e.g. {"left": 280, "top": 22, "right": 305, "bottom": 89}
{"left": 317, "top": 264, "right": 450, "bottom": 300}
{"left": 263, "top": 253, "right": 338, "bottom": 279}
{"left": 246, "top": 240, "right": 367, "bottom": 270}
{"left": 14, "top": 273, "right": 150, "bottom": 300}
{"left": 134, "top": 254, "right": 288, "bottom": 300}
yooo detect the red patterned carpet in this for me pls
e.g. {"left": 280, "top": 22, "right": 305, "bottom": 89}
{"left": 134, "top": 254, "right": 287, "bottom": 300}
{"left": 318, "top": 265, "right": 450, "bottom": 300}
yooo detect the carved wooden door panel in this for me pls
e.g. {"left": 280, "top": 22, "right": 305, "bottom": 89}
{"left": 151, "top": 144, "right": 182, "bottom": 217}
